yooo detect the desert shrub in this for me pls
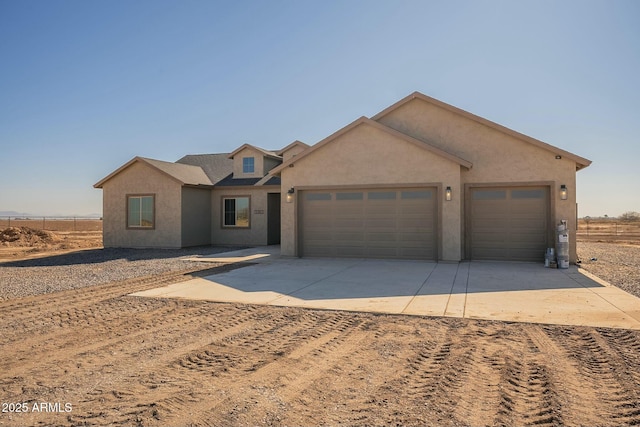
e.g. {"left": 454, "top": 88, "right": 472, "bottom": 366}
{"left": 619, "top": 211, "right": 640, "bottom": 222}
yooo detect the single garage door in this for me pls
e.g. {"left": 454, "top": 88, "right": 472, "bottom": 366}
{"left": 469, "top": 186, "right": 549, "bottom": 261}
{"left": 301, "top": 188, "right": 437, "bottom": 259}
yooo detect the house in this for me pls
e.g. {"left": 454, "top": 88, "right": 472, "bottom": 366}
{"left": 94, "top": 92, "right": 591, "bottom": 263}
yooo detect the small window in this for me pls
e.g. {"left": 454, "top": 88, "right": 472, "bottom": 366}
{"left": 368, "top": 191, "right": 396, "bottom": 200}
{"left": 512, "top": 189, "right": 545, "bottom": 199}
{"left": 336, "top": 192, "right": 363, "bottom": 201}
{"left": 473, "top": 190, "right": 507, "bottom": 200}
{"left": 127, "top": 195, "right": 154, "bottom": 228}
{"left": 401, "top": 190, "right": 432, "bottom": 199}
{"left": 305, "top": 193, "right": 332, "bottom": 201}
{"left": 223, "top": 197, "right": 250, "bottom": 227}
{"left": 242, "top": 157, "right": 255, "bottom": 174}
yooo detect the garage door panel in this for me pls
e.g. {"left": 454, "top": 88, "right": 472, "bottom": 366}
{"left": 401, "top": 247, "right": 435, "bottom": 258}
{"left": 509, "top": 248, "right": 544, "bottom": 261}
{"left": 399, "top": 231, "right": 434, "bottom": 241}
{"left": 335, "top": 247, "right": 365, "bottom": 257}
{"left": 367, "top": 232, "right": 398, "bottom": 242}
{"left": 510, "top": 233, "right": 547, "bottom": 244}
{"left": 368, "top": 205, "right": 397, "bottom": 212}
{"left": 472, "top": 248, "right": 508, "bottom": 260}
{"left": 301, "top": 188, "right": 437, "bottom": 260}
{"left": 334, "top": 219, "right": 364, "bottom": 228}
{"left": 510, "top": 218, "right": 546, "bottom": 228}
{"left": 304, "top": 231, "right": 332, "bottom": 241}
{"left": 398, "top": 218, "right": 432, "bottom": 228}
{"left": 470, "top": 187, "right": 549, "bottom": 261}
{"left": 366, "top": 218, "right": 397, "bottom": 228}
{"left": 335, "top": 232, "right": 365, "bottom": 241}
{"left": 304, "top": 246, "right": 335, "bottom": 257}
{"left": 367, "top": 247, "right": 399, "bottom": 257}
{"left": 472, "top": 232, "right": 507, "bottom": 243}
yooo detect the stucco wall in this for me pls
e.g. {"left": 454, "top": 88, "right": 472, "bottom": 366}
{"left": 211, "top": 187, "right": 274, "bottom": 246}
{"left": 181, "top": 187, "right": 212, "bottom": 247}
{"left": 377, "top": 99, "right": 580, "bottom": 261}
{"left": 281, "top": 144, "right": 307, "bottom": 161}
{"left": 101, "top": 161, "right": 182, "bottom": 248}
{"left": 280, "top": 123, "right": 462, "bottom": 261}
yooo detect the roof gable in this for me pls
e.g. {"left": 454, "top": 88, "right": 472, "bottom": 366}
{"left": 94, "top": 157, "right": 213, "bottom": 188}
{"left": 373, "top": 92, "right": 592, "bottom": 171}
{"left": 276, "top": 140, "right": 310, "bottom": 156}
{"left": 228, "top": 143, "right": 281, "bottom": 160}
{"left": 270, "top": 117, "right": 472, "bottom": 175}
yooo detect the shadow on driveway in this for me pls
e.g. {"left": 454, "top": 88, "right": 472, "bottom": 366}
{"left": 0, "top": 246, "right": 245, "bottom": 267}
{"left": 196, "top": 259, "right": 603, "bottom": 300}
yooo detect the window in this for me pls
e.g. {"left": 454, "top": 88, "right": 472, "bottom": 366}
{"left": 127, "top": 195, "right": 154, "bottom": 228}
{"left": 223, "top": 197, "right": 250, "bottom": 227}
{"left": 336, "top": 192, "right": 363, "bottom": 201}
{"left": 242, "top": 157, "right": 255, "bottom": 174}
{"left": 473, "top": 190, "right": 507, "bottom": 200}
{"left": 368, "top": 191, "right": 396, "bottom": 200}
{"left": 512, "top": 189, "right": 545, "bottom": 199}
{"left": 305, "top": 193, "right": 331, "bottom": 201}
{"left": 401, "top": 190, "right": 432, "bottom": 199}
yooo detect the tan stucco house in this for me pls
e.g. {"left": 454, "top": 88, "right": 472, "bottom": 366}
{"left": 95, "top": 92, "right": 591, "bottom": 263}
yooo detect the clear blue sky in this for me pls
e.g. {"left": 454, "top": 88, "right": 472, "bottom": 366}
{"left": 0, "top": 0, "right": 638, "bottom": 217}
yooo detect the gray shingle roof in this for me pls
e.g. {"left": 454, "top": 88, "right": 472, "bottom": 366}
{"left": 176, "top": 154, "right": 234, "bottom": 184}
{"left": 215, "top": 173, "right": 281, "bottom": 187}
{"left": 141, "top": 157, "right": 213, "bottom": 186}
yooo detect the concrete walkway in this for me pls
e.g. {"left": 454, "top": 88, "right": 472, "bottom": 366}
{"left": 132, "top": 247, "right": 640, "bottom": 330}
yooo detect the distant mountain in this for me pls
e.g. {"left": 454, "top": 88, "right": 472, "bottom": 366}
{"left": 0, "top": 211, "right": 33, "bottom": 217}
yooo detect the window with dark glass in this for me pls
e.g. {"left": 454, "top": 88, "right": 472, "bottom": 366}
{"left": 223, "top": 197, "right": 250, "bottom": 227}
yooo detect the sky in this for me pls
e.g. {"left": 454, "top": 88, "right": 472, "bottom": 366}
{"left": 0, "top": 0, "right": 638, "bottom": 217}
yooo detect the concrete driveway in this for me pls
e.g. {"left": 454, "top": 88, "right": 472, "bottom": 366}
{"left": 132, "top": 246, "right": 640, "bottom": 330}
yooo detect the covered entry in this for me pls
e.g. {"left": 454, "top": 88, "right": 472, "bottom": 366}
{"left": 300, "top": 187, "right": 437, "bottom": 259}
{"left": 468, "top": 186, "right": 550, "bottom": 261}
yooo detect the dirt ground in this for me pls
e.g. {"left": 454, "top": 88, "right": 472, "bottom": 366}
{"left": 1, "top": 262, "right": 640, "bottom": 427}
{"left": 0, "top": 224, "right": 102, "bottom": 261}
{"left": 1, "top": 227, "right": 639, "bottom": 426}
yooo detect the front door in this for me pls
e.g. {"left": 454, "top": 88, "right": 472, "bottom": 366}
{"left": 267, "top": 193, "right": 281, "bottom": 245}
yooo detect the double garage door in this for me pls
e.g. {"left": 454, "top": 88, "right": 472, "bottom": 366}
{"left": 300, "top": 185, "right": 550, "bottom": 262}
{"left": 469, "top": 186, "right": 550, "bottom": 261}
{"left": 300, "top": 188, "right": 437, "bottom": 260}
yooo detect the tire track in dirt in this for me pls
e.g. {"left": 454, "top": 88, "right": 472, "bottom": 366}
{"left": 523, "top": 326, "right": 606, "bottom": 426}
{"left": 62, "top": 306, "right": 344, "bottom": 424}
{"left": 546, "top": 327, "right": 640, "bottom": 426}
{"left": 1, "top": 299, "right": 217, "bottom": 375}
{"left": 158, "top": 314, "right": 377, "bottom": 426}
{"left": 493, "top": 357, "right": 562, "bottom": 427}
{"left": 58, "top": 305, "right": 280, "bottom": 427}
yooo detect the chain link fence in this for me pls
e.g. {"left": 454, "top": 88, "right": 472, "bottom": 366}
{"left": 0, "top": 217, "right": 102, "bottom": 232}
{"left": 577, "top": 219, "right": 640, "bottom": 242}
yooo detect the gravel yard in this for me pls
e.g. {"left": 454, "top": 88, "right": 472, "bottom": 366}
{"left": 0, "top": 246, "right": 238, "bottom": 300}
{"left": 577, "top": 241, "right": 640, "bottom": 298}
